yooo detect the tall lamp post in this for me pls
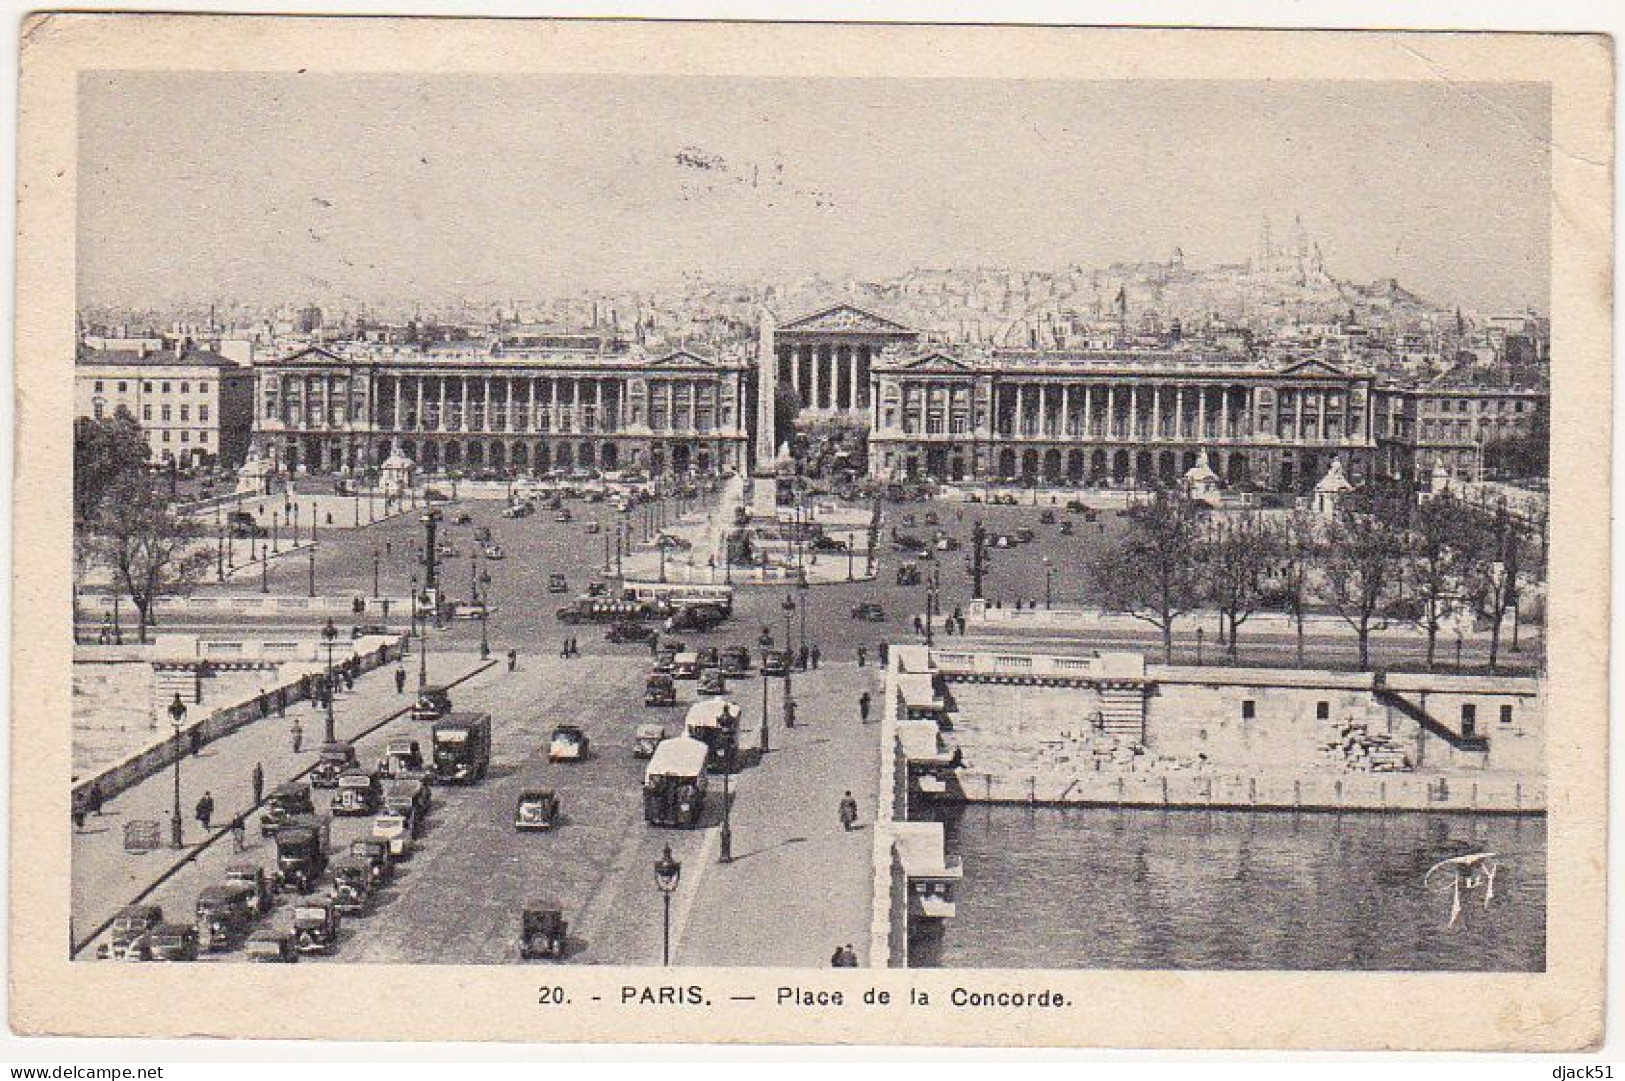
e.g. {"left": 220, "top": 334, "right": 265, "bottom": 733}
{"left": 320, "top": 617, "right": 339, "bottom": 742}
{"left": 478, "top": 568, "right": 492, "bottom": 661}
{"left": 167, "top": 694, "right": 187, "bottom": 848}
{"left": 797, "top": 578, "right": 809, "bottom": 661}
{"left": 307, "top": 542, "right": 318, "bottom": 598}
{"left": 1043, "top": 556, "right": 1053, "bottom": 610}
{"left": 372, "top": 547, "right": 381, "bottom": 599}
{"left": 780, "top": 594, "right": 795, "bottom": 724}
{"left": 654, "top": 845, "right": 681, "bottom": 967}
{"left": 757, "top": 627, "right": 773, "bottom": 755}
{"left": 719, "top": 746, "right": 734, "bottom": 864}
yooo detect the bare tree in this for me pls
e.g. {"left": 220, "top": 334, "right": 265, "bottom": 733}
{"left": 1322, "top": 498, "right": 1404, "bottom": 670}
{"left": 1271, "top": 509, "right": 1320, "bottom": 668}
{"left": 93, "top": 473, "right": 210, "bottom": 643}
{"left": 1467, "top": 503, "right": 1537, "bottom": 671}
{"left": 1200, "top": 510, "right": 1278, "bottom": 660}
{"left": 1090, "top": 488, "right": 1205, "bottom": 663}
{"left": 1399, "top": 491, "right": 1481, "bottom": 671}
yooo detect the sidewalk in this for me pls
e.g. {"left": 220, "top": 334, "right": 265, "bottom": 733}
{"left": 674, "top": 659, "right": 884, "bottom": 967}
{"left": 69, "top": 647, "right": 488, "bottom": 955}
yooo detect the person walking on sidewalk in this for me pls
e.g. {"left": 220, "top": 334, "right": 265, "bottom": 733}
{"left": 856, "top": 645, "right": 867, "bottom": 668}
{"left": 507, "top": 648, "right": 518, "bottom": 672}
{"left": 86, "top": 781, "right": 105, "bottom": 817}
{"left": 290, "top": 720, "right": 304, "bottom": 754}
{"left": 251, "top": 763, "right": 264, "bottom": 807}
{"left": 195, "top": 791, "right": 215, "bottom": 832}
{"left": 838, "top": 791, "right": 859, "bottom": 832}
{"left": 810, "top": 645, "right": 821, "bottom": 670}
{"left": 395, "top": 666, "right": 407, "bottom": 695}
{"left": 858, "top": 691, "right": 871, "bottom": 724}
{"left": 230, "top": 812, "right": 248, "bottom": 852}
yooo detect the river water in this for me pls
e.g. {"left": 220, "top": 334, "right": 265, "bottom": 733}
{"left": 914, "top": 805, "right": 1545, "bottom": 971}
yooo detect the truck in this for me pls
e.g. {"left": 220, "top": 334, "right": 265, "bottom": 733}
{"left": 643, "top": 735, "right": 709, "bottom": 828}
{"left": 430, "top": 712, "right": 492, "bottom": 785}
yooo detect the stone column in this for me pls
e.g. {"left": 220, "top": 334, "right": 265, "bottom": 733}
{"left": 1106, "top": 385, "right": 1116, "bottom": 438}
{"left": 1318, "top": 389, "right": 1328, "bottom": 442}
{"left": 1197, "top": 385, "right": 1208, "bottom": 441}
{"left": 1295, "top": 389, "right": 1305, "bottom": 443}
{"left": 1083, "top": 385, "right": 1093, "bottom": 438}
{"left": 1220, "top": 387, "right": 1231, "bottom": 440}
{"left": 1151, "top": 384, "right": 1162, "bottom": 440}
{"left": 1175, "top": 386, "right": 1185, "bottom": 441}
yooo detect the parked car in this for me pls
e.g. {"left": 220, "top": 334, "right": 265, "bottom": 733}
{"left": 644, "top": 673, "right": 678, "bottom": 707}
{"left": 549, "top": 725, "right": 590, "bottom": 762}
{"left": 718, "top": 646, "right": 752, "bottom": 678}
{"left": 413, "top": 684, "right": 453, "bottom": 721}
{"left": 245, "top": 929, "right": 298, "bottom": 963}
{"left": 607, "top": 621, "right": 658, "bottom": 644}
{"left": 371, "top": 812, "right": 414, "bottom": 859}
{"left": 453, "top": 511, "right": 474, "bottom": 525}
{"left": 762, "top": 649, "right": 792, "bottom": 677}
{"left": 310, "top": 742, "right": 358, "bottom": 788}
{"left": 483, "top": 544, "right": 505, "bottom": 560}
{"left": 632, "top": 723, "right": 668, "bottom": 758}
{"left": 696, "top": 667, "right": 727, "bottom": 696}
{"left": 148, "top": 922, "right": 199, "bottom": 963}
{"left": 850, "top": 602, "right": 886, "bottom": 622}
{"left": 514, "top": 789, "right": 561, "bottom": 832}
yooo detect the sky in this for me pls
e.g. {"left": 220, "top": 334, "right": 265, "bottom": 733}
{"left": 78, "top": 73, "right": 1552, "bottom": 313}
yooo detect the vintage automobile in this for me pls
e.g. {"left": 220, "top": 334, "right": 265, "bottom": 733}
{"left": 474, "top": 525, "right": 493, "bottom": 544}
{"left": 260, "top": 781, "right": 315, "bottom": 836}
{"left": 371, "top": 812, "right": 415, "bottom": 859}
{"left": 483, "top": 544, "right": 506, "bottom": 560}
{"left": 935, "top": 535, "right": 961, "bottom": 552}
{"left": 761, "top": 649, "right": 792, "bottom": 677}
{"left": 272, "top": 816, "right": 330, "bottom": 895}
{"left": 413, "top": 684, "right": 453, "bottom": 722}
{"left": 245, "top": 928, "right": 298, "bottom": 963}
{"left": 810, "top": 533, "right": 848, "bottom": 553}
{"left": 453, "top": 511, "right": 474, "bottom": 525}
{"left": 607, "top": 620, "right": 657, "bottom": 644}
{"left": 652, "top": 643, "right": 681, "bottom": 673}
{"left": 696, "top": 667, "right": 727, "bottom": 696}
{"left": 195, "top": 882, "right": 257, "bottom": 953}
{"left": 310, "top": 741, "right": 358, "bottom": 789}
{"left": 1039, "top": 509, "right": 1057, "bottom": 524}
{"left": 585, "top": 521, "right": 601, "bottom": 534}
{"left": 547, "top": 573, "right": 569, "bottom": 594}
{"left": 349, "top": 837, "right": 395, "bottom": 888}
{"left": 695, "top": 646, "right": 719, "bottom": 669}
{"left": 148, "top": 922, "right": 200, "bottom": 962}
{"left": 895, "top": 563, "right": 921, "bottom": 586}
{"left": 332, "top": 768, "right": 383, "bottom": 817}
{"left": 632, "top": 722, "right": 668, "bottom": 759}
{"left": 654, "top": 533, "right": 691, "bottom": 551}
{"left": 1015, "top": 527, "right": 1036, "bottom": 544}
{"left": 500, "top": 502, "right": 534, "bottom": 519}
{"left": 718, "top": 646, "right": 752, "bottom": 678}
{"left": 514, "top": 788, "right": 561, "bottom": 831}
{"left": 223, "top": 862, "right": 274, "bottom": 917}
{"left": 850, "top": 602, "right": 886, "bottom": 622}
{"left": 1059, "top": 520, "right": 1075, "bottom": 536}
{"left": 351, "top": 622, "right": 391, "bottom": 639}
{"left": 98, "top": 905, "right": 164, "bottom": 961}
{"left": 292, "top": 901, "right": 340, "bottom": 955}
{"left": 376, "top": 738, "right": 425, "bottom": 779}
{"left": 435, "top": 542, "right": 462, "bottom": 559}
{"left": 451, "top": 600, "right": 492, "bottom": 621}
{"left": 549, "top": 724, "right": 590, "bottom": 763}
{"left": 924, "top": 510, "right": 940, "bottom": 526}
{"left": 329, "top": 857, "right": 376, "bottom": 916}
{"left": 670, "top": 651, "right": 701, "bottom": 680}
{"left": 554, "top": 508, "right": 573, "bottom": 523}
{"left": 518, "top": 902, "right": 569, "bottom": 961}
{"left": 644, "top": 673, "right": 677, "bottom": 707}
{"left": 663, "top": 604, "right": 727, "bottom": 634}
{"left": 382, "top": 777, "right": 432, "bottom": 825}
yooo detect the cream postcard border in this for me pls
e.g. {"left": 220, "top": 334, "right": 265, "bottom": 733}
{"left": 11, "top": 16, "right": 1613, "bottom": 1049}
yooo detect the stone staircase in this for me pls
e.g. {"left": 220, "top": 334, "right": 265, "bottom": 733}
{"left": 1097, "top": 682, "right": 1146, "bottom": 742}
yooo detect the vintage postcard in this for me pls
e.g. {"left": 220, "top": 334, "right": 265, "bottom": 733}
{"left": 10, "top": 16, "right": 1612, "bottom": 1049}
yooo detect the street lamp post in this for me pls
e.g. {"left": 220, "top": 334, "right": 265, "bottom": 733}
{"left": 260, "top": 541, "right": 269, "bottom": 594}
{"left": 167, "top": 694, "right": 186, "bottom": 848}
{"left": 1196, "top": 627, "right": 1204, "bottom": 666}
{"left": 372, "top": 548, "right": 381, "bottom": 599}
{"left": 479, "top": 571, "right": 492, "bottom": 662}
{"left": 719, "top": 750, "right": 733, "bottom": 864}
{"left": 321, "top": 617, "right": 339, "bottom": 743}
{"left": 758, "top": 628, "right": 773, "bottom": 755}
{"left": 308, "top": 542, "right": 317, "bottom": 598}
{"left": 654, "top": 845, "right": 681, "bottom": 967}
{"left": 1043, "top": 557, "right": 1053, "bottom": 609}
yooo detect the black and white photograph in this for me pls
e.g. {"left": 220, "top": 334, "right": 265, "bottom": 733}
{"left": 10, "top": 14, "right": 1611, "bottom": 1052}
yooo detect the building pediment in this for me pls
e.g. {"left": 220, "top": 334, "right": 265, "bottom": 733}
{"left": 891, "top": 351, "right": 977, "bottom": 375}
{"left": 648, "top": 349, "right": 716, "bottom": 369}
{"left": 1277, "top": 357, "right": 1350, "bottom": 379}
{"left": 274, "top": 345, "right": 348, "bottom": 366}
{"left": 780, "top": 303, "right": 915, "bottom": 335}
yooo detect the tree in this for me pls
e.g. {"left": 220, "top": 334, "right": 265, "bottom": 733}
{"left": 1322, "top": 497, "right": 1404, "bottom": 670}
{"left": 1090, "top": 488, "right": 1205, "bottom": 663}
{"left": 74, "top": 409, "right": 150, "bottom": 527}
{"left": 93, "top": 473, "right": 210, "bottom": 643}
{"left": 1399, "top": 491, "right": 1481, "bottom": 671}
{"left": 1200, "top": 511, "right": 1278, "bottom": 660}
{"left": 1271, "top": 509, "right": 1321, "bottom": 668}
{"left": 1466, "top": 504, "right": 1538, "bottom": 671}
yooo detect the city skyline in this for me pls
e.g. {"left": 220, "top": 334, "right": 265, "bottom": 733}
{"left": 79, "top": 74, "right": 1551, "bottom": 315}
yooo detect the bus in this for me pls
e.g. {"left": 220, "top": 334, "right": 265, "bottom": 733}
{"left": 621, "top": 581, "right": 734, "bottom": 615}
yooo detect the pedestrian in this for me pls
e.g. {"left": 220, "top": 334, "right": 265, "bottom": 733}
{"left": 784, "top": 697, "right": 797, "bottom": 728}
{"left": 507, "top": 648, "right": 518, "bottom": 672}
{"left": 810, "top": 645, "right": 820, "bottom": 670}
{"left": 858, "top": 691, "right": 871, "bottom": 724}
{"left": 395, "top": 665, "right": 407, "bottom": 694}
{"left": 290, "top": 720, "right": 304, "bottom": 754}
{"left": 195, "top": 791, "right": 215, "bottom": 831}
{"left": 86, "top": 781, "right": 104, "bottom": 817}
{"left": 189, "top": 728, "right": 202, "bottom": 757}
{"left": 830, "top": 945, "right": 845, "bottom": 967}
{"left": 878, "top": 642, "right": 889, "bottom": 665}
{"left": 838, "top": 791, "right": 858, "bottom": 832}
{"left": 73, "top": 800, "right": 87, "bottom": 833}
{"left": 257, "top": 689, "right": 270, "bottom": 717}
{"left": 276, "top": 688, "right": 286, "bottom": 717}
{"left": 251, "top": 762, "right": 264, "bottom": 806}
{"left": 230, "top": 812, "right": 248, "bottom": 852}
{"left": 560, "top": 639, "right": 570, "bottom": 658}
{"left": 344, "top": 668, "right": 355, "bottom": 692}
{"left": 841, "top": 944, "right": 858, "bottom": 967}
{"left": 649, "top": 636, "right": 660, "bottom": 657}
{"left": 856, "top": 645, "right": 867, "bottom": 668}
{"left": 913, "top": 615, "right": 923, "bottom": 635}
{"left": 797, "top": 646, "right": 809, "bottom": 671}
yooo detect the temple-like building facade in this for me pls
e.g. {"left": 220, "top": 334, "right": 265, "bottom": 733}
{"left": 867, "top": 344, "right": 1378, "bottom": 490}
{"left": 249, "top": 336, "right": 752, "bottom": 477}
